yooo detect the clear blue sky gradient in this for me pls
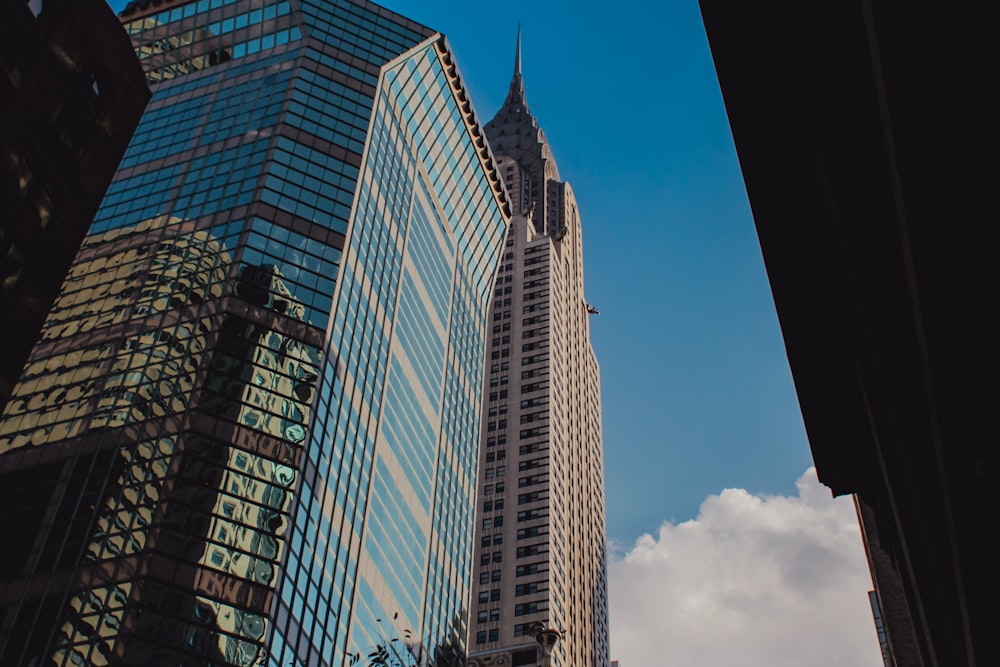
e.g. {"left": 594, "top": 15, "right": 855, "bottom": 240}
{"left": 108, "top": 0, "right": 815, "bottom": 544}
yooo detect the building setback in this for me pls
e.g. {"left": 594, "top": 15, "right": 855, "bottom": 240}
{"left": 467, "top": 33, "right": 610, "bottom": 667}
{"left": 0, "top": 1, "right": 509, "bottom": 666}
{"left": 0, "top": 0, "right": 150, "bottom": 411}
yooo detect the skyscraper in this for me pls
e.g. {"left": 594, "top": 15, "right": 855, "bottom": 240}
{"left": 0, "top": 1, "right": 509, "bottom": 666}
{"left": 467, "top": 32, "right": 610, "bottom": 667}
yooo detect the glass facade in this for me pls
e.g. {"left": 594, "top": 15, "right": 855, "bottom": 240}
{"left": 0, "top": 1, "right": 509, "bottom": 665}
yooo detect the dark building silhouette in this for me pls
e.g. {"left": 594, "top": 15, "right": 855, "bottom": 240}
{"left": 699, "top": 2, "right": 993, "bottom": 666}
{"left": 0, "top": 0, "right": 150, "bottom": 410}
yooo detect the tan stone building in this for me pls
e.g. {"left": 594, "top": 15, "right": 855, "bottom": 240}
{"left": 468, "top": 33, "right": 610, "bottom": 667}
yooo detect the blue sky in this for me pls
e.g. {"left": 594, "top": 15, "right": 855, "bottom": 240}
{"left": 399, "top": 0, "right": 815, "bottom": 540}
{"left": 358, "top": 4, "right": 877, "bottom": 664}
{"left": 108, "top": 0, "right": 812, "bottom": 541}
{"left": 106, "top": 2, "right": 879, "bottom": 663}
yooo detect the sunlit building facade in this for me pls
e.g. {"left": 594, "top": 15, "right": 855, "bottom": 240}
{"left": 467, "top": 34, "right": 610, "bottom": 667}
{"left": 0, "top": 1, "right": 509, "bottom": 665}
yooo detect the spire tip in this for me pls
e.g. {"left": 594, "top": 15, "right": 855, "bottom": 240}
{"left": 514, "top": 22, "right": 522, "bottom": 76}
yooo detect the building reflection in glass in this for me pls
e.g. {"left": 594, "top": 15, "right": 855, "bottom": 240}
{"left": 0, "top": 215, "right": 320, "bottom": 666}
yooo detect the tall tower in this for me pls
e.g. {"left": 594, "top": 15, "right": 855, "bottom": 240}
{"left": 467, "top": 30, "right": 610, "bottom": 667}
{"left": 0, "top": 1, "right": 509, "bottom": 666}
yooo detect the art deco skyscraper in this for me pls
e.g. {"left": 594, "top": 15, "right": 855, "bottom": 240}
{"left": 0, "top": 1, "right": 509, "bottom": 666}
{"left": 467, "top": 33, "right": 610, "bottom": 667}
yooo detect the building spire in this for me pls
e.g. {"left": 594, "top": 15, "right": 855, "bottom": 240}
{"left": 504, "top": 23, "right": 528, "bottom": 112}
{"left": 514, "top": 22, "right": 522, "bottom": 77}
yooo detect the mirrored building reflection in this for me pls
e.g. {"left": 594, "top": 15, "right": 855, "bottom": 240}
{"left": 0, "top": 1, "right": 509, "bottom": 666}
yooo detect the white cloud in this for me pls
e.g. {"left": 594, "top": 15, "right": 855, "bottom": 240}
{"left": 608, "top": 468, "right": 881, "bottom": 667}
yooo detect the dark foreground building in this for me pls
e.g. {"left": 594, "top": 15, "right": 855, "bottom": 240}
{"left": 699, "top": 2, "right": 994, "bottom": 666}
{"left": 0, "top": 1, "right": 509, "bottom": 665}
{"left": 0, "top": 0, "right": 150, "bottom": 411}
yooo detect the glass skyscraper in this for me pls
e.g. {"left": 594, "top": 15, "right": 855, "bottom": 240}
{"left": 0, "top": 1, "right": 509, "bottom": 666}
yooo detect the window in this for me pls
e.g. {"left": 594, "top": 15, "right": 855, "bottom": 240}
{"left": 480, "top": 572, "right": 490, "bottom": 584}
{"left": 515, "top": 603, "right": 539, "bottom": 616}
{"left": 492, "top": 534, "right": 504, "bottom": 545}
{"left": 518, "top": 492, "right": 541, "bottom": 505}
{"left": 489, "top": 629, "right": 500, "bottom": 642}
{"left": 519, "top": 475, "right": 544, "bottom": 488}
{"left": 490, "top": 609, "right": 501, "bottom": 622}
{"left": 493, "top": 515, "right": 504, "bottom": 527}
{"left": 492, "top": 552, "right": 503, "bottom": 563}
{"left": 483, "top": 518, "right": 493, "bottom": 529}
{"left": 491, "top": 589, "right": 501, "bottom": 602}
{"left": 516, "top": 563, "right": 541, "bottom": 576}
{"left": 515, "top": 583, "right": 539, "bottom": 596}
{"left": 514, "top": 624, "right": 535, "bottom": 637}
{"left": 491, "top": 570, "right": 502, "bottom": 582}
{"left": 476, "top": 631, "right": 487, "bottom": 645}
{"left": 478, "top": 591, "right": 489, "bottom": 603}
{"left": 517, "top": 509, "right": 542, "bottom": 522}
{"left": 478, "top": 611, "right": 488, "bottom": 623}
{"left": 517, "top": 527, "right": 542, "bottom": 539}
{"left": 480, "top": 553, "right": 490, "bottom": 566}
{"left": 517, "top": 545, "right": 540, "bottom": 558}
